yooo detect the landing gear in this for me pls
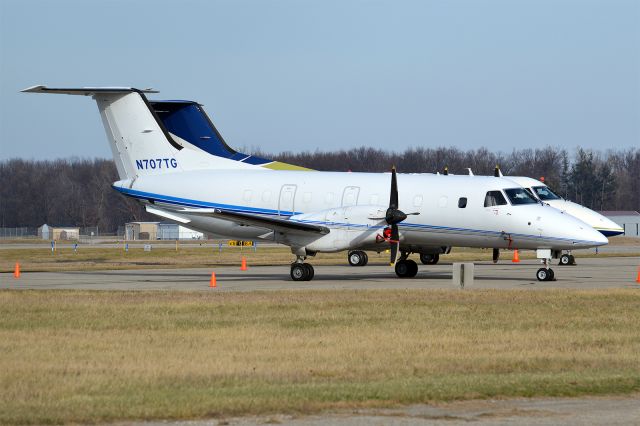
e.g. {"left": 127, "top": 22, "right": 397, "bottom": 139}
{"left": 536, "top": 254, "right": 555, "bottom": 281}
{"left": 536, "top": 267, "right": 555, "bottom": 281}
{"left": 419, "top": 253, "right": 439, "bottom": 265}
{"left": 348, "top": 250, "right": 369, "bottom": 266}
{"left": 290, "top": 262, "right": 314, "bottom": 281}
{"left": 558, "top": 253, "right": 576, "bottom": 266}
{"left": 395, "top": 259, "right": 418, "bottom": 278}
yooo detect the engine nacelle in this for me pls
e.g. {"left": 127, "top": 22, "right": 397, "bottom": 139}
{"left": 291, "top": 205, "right": 387, "bottom": 252}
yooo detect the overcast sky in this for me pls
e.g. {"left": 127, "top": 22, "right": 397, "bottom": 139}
{"left": 1, "top": 0, "right": 638, "bottom": 161}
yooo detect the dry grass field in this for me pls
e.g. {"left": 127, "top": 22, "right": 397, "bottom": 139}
{"left": 1, "top": 289, "right": 639, "bottom": 424}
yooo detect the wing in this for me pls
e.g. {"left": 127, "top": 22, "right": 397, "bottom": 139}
{"left": 179, "top": 208, "right": 330, "bottom": 236}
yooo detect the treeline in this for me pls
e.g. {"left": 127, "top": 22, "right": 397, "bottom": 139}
{"left": 0, "top": 159, "right": 149, "bottom": 232}
{"left": 1, "top": 147, "right": 638, "bottom": 231}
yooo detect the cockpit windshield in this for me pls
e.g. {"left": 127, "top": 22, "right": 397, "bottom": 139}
{"left": 532, "top": 185, "right": 562, "bottom": 200}
{"left": 504, "top": 188, "right": 538, "bottom": 205}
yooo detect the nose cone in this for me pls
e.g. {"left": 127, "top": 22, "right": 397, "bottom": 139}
{"left": 538, "top": 207, "right": 609, "bottom": 249}
{"left": 547, "top": 200, "right": 624, "bottom": 237}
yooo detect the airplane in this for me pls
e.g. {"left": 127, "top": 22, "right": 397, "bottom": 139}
{"left": 23, "top": 85, "right": 609, "bottom": 282}
{"left": 499, "top": 174, "right": 624, "bottom": 265}
{"left": 502, "top": 176, "right": 624, "bottom": 237}
{"left": 351, "top": 169, "right": 627, "bottom": 268}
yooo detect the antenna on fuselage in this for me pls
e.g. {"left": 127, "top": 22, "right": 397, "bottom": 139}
{"left": 443, "top": 166, "right": 448, "bottom": 176}
{"left": 494, "top": 165, "right": 503, "bottom": 177}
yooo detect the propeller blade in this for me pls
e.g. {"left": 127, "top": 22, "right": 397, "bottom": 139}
{"left": 389, "top": 166, "right": 398, "bottom": 209}
{"left": 390, "top": 224, "right": 400, "bottom": 265}
{"left": 492, "top": 248, "right": 500, "bottom": 263}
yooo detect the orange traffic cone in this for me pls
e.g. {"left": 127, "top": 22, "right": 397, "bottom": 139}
{"left": 240, "top": 256, "right": 247, "bottom": 271}
{"left": 636, "top": 267, "right": 640, "bottom": 284}
{"left": 13, "top": 262, "right": 20, "bottom": 279}
{"left": 209, "top": 272, "right": 217, "bottom": 288}
{"left": 512, "top": 250, "right": 520, "bottom": 263}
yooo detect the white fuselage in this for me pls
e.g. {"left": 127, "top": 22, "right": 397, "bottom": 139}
{"left": 115, "top": 170, "right": 608, "bottom": 253}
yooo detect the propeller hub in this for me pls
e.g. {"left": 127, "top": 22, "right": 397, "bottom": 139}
{"left": 386, "top": 208, "right": 407, "bottom": 225}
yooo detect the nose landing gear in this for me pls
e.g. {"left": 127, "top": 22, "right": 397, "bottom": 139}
{"left": 536, "top": 267, "right": 555, "bottom": 281}
{"left": 559, "top": 252, "right": 576, "bottom": 266}
{"left": 536, "top": 252, "right": 556, "bottom": 281}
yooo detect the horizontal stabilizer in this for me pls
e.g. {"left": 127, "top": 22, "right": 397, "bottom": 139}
{"left": 181, "top": 208, "right": 330, "bottom": 235}
{"left": 21, "top": 85, "right": 158, "bottom": 95}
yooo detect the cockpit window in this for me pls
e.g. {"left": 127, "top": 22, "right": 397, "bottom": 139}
{"left": 484, "top": 191, "right": 508, "bottom": 207}
{"left": 524, "top": 188, "right": 537, "bottom": 200}
{"left": 532, "top": 185, "right": 562, "bottom": 200}
{"left": 504, "top": 188, "right": 538, "bottom": 205}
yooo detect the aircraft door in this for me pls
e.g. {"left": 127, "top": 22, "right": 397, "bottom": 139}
{"left": 341, "top": 186, "right": 360, "bottom": 207}
{"left": 278, "top": 184, "right": 297, "bottom": 216}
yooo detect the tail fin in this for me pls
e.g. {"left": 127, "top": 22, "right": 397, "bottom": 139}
{"left": 22, "top": 86, "right": 309, "bottom": 181}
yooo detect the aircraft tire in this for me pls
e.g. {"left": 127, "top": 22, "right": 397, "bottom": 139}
{"left": 548, "top": 268, "right": 555, "bottom": 281}
{"left": 291, "top": 263, "right": 309, "bottom": 281}
{"left": 395, "top": 260, "right": 418, "bottom": 278}
{"left": 360, "top": 252, "right": 369, "bottom": 266}
{"left": 536, "top": 268, "right": 549, "bottom": 281}
{"left": 536, "top": 268, "right": 554, "bottom": 282}
{"left": 569, "top": 255, "right": 576, "bottom": 265}
{"left": 348, "top": 251, "right": 366, "bottom": 267}
{"left": 420, "top": 253, "right": 439, "bottom": 265}
{"left": 559, "top": 254, "right": 571, "bottom": 266}
{"left": 303, "top": 263, "right": 314, "bottom": 281}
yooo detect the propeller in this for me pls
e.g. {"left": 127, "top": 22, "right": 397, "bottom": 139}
{"left": 384, "top": 167, "right": 419, "bottom": 265}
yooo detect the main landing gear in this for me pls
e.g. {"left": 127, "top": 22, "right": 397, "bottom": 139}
{"left": 395, "top": 252, "right": 418, "bottom": 278}
{"left": 290, "top": 261, "right": 314, "bottom": 281}
{"left": 348, "top": 250, "right": 369, "bottom": 266}
{"left": 419, "top": 253, "right": 439, "bottom": 265}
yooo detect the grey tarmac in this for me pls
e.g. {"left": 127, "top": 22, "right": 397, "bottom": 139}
{"left": 120, "top": 395, "right": 640, "bottom": 426}
{"left": 2, "top": 256, "right": 639, "bottom": 291}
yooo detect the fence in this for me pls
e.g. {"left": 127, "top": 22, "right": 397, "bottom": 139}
{"left": 0, "top": 226, "right": 125, "bottom": 240}
{"left": 0, "top": 227, "right": 38, "bottom": 239}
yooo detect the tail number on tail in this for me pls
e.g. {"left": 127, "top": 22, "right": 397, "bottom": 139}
{"left": 135, "top": 158, "right": 178, "bottom": 170}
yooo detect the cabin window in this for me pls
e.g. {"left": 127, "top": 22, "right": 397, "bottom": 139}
{"left": 504, "top": 188, "right": 538, "bottom": 205}
{"left": 458, "top": 197, "right": 467, "bottom": 208}
{"left": 484, "top": 191, "right": 508, "bottom": 207}
{"left": 438, "top": 196, "right": 448, "bottom": 208}
{"left": 413, "top": 195, "right": 423, "bottom": 207}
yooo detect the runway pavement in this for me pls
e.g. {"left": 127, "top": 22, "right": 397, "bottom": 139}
{"left": 2, "top": 256, "right": 639, "bottom": 291}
